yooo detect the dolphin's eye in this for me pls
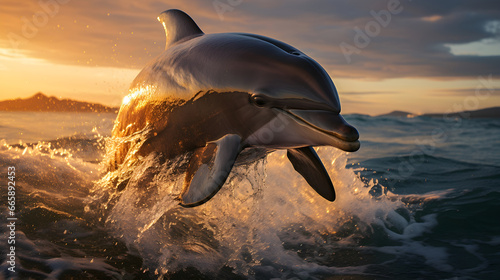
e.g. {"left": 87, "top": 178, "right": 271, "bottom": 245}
{"left": 250, "top": 95, "right": 267, "bottom": 107}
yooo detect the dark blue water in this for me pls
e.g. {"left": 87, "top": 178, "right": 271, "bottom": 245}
{"left": 346, "top": 115, "right": 500, "bottom": 280}
{"left": 0, "top": 112, "right": 499, "bottom": 279}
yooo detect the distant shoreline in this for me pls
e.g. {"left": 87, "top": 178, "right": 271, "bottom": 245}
{"left": 1, "top": 93, "right": 498, "bottom": 118}
{"left": 374, "top": 107, "right": 500, "bottom": 119}
{"left": 0, "top": 93, "right": 119, "bottom": 113}
{"left": 0, "top": 111, "right": 117, "bottom": 114}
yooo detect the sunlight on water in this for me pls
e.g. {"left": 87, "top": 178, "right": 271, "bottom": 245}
{"left": 1, "top": 114, "right": 498, "bottom": 279}
{"left": 89, "top": 145, "right": 437, "bottom": 278}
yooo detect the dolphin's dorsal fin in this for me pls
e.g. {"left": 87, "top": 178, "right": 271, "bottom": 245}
{"left": 157, "top": 9, "right": 204, "bottom": 49}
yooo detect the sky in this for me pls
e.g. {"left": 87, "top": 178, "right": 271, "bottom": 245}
{"left": 0, "top": 0, "right": 499, "bottom": 115}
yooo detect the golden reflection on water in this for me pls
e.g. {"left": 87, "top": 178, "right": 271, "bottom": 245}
{"left": 122, "top": 84, "right": 157, "bottom": 106}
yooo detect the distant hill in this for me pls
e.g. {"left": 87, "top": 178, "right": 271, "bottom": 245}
{"left": 377, "top": 107, "right": 500, "bottom": 119}
{"left": 377, "top": 111, "right": 415, "bottom": 118}
{"left": 0, "top": 93, "right": 119, "bottom": 113}
{"left": 423, "top": 107, "right": 500, "bottom": 119}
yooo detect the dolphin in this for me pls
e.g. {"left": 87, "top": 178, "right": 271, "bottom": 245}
{"left": 109, "top": 9, "right": 360, "bottom": 207}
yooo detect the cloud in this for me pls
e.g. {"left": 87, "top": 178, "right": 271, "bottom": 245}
{"left": 341, "top": 91, "right": 399, "bottom": 95}
{"left": 431, "top": 88, "right": 499, "bottom": 97}
{"left": 1, "top": 0, "right": 499, "bottom": 80}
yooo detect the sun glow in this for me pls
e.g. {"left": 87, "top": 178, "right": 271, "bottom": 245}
{"left": 0, "top": 48, "right": 46, "bottom": 64}
{"left": 421, "top": 15, "right": 442, "bottom": 22}
{"left": 0, "top": 47, "right": 139, "bottom": 107}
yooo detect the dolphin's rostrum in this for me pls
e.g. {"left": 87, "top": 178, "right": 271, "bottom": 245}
{"left": 108, "top": 9, "right": 360, "bottom": 207}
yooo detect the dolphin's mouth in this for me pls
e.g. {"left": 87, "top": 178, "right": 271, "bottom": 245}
{"left": 280, "top": 109, "right": 360, "bottom": 152}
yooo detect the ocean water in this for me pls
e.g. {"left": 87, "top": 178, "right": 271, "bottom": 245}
{"left": 0, "top": 112, "right": 499, "bottom": 280}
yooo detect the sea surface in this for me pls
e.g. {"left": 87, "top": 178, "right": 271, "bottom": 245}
{"left": 0, "top": 111, "right": 499, "bottom": 280}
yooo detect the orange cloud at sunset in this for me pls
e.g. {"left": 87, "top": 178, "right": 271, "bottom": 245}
{"left": 1, "top": 0, "right": 499, "bottom": 115}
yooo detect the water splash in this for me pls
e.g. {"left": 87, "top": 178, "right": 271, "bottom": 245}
{"left": 2, "top": 113, "right": 498, "bottom": 279}
{"left": 90, "top": 146, "right": 435, "bottom": 278}
{"left": 0, "top": 137, "right": 439, "bottom": 279}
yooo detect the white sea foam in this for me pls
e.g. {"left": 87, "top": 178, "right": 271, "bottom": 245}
{"left": 96, "top": 147, "right": 445, "bottom": 278}
{"left": 2, "top": 112, "right": 498, "bottom": 279}
{"left": 0, "top": 139, "right": 448, "bottom": 278}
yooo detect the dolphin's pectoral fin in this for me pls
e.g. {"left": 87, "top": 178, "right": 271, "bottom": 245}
{"left": 179, "top": 134, "right": 242, "bottom": 207}
{"left": 287, "top": 146, "right": 336, "bottom": 201}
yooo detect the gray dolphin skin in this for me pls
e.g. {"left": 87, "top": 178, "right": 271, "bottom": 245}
{"left": 109, "top": 9, "right": 360, "bottom": 207}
